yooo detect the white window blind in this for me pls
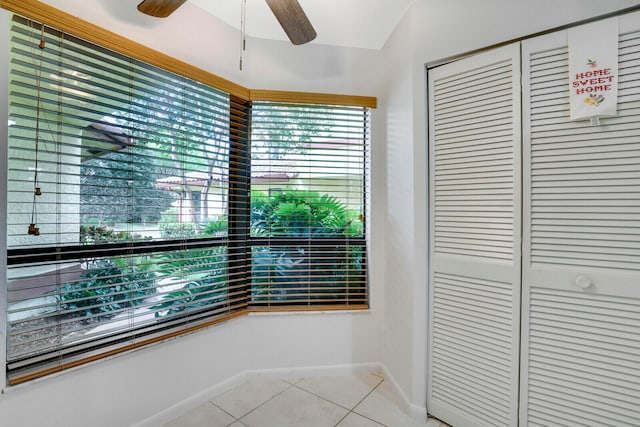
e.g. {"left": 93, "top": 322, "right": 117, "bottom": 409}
{"left": 6, "top": 16, "right": 248, "bottom": 384}
{"left": 249, "top": 102, "right": 369, "bottom": 308}
{"left": 5, "top": 16, "right": 370, "bottom": 384}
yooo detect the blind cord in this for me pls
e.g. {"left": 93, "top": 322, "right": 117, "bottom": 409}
{"left": 28, "top": 22, "right": 46, "bottom": 236}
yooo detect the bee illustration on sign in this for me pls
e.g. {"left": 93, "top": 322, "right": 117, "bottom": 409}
{"left": 585, "top": 93, "right": 605, "bottom": 107}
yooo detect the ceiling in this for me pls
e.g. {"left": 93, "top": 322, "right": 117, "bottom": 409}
{"left": 189, "top": 0, "right": 415, "bottom": 50}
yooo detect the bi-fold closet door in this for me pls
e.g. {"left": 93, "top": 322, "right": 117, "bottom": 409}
{"left": 428, "top": 10, "right": 640, "bottom": 427}
{"left": 520, "top": 11, "right": 640, "bottom": 427}
{"left": 427, "top": 43, "right": 522, "bottom": 427}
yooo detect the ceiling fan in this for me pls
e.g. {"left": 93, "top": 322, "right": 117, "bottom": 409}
{"left": 137, "top": 0, "right": 317, "bottom": 45}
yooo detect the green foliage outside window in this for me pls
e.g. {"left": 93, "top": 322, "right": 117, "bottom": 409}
{"left": 56, "top": 257, "right": 157, "bottom": 319}
{"left": 150, "top": 246, "right": 227, "bottom": 318}
{"left": 59, "top": 188, "right": 363, "bottom": 319}
{"left": 251, "top": 188, "right": 363, "bottom": 238}
{"left": 56, "top": 226, "right": 157, "bottom": 319}
{"left": 250, "top": 188, "right": 365, "bottom": 303}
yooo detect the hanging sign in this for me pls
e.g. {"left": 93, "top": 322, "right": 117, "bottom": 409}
{"left": 568, "top": 18, "right": 619, "bottom": 121}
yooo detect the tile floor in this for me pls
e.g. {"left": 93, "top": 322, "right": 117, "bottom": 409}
{"left": 162, "top": 372, "right": 451, "bottom": 427}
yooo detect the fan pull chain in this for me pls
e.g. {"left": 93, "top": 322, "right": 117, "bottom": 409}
{"left": 240, "top": 0, "right": 247, "bottom": 70}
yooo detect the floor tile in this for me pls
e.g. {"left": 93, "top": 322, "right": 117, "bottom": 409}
{"left": 295, "top": 373, "right": 383, "bottom": 409}
{"left": 337, "top": 412, "right": 386, "bottom": 426}
{"left": 240, "top": 385, "right": 349, "bottom": 427}
{"left": 211, "top": 379, "right": 291, "bottom": 418}
{"left": 354, "top": 381, "right": 427, "bottom": 427}
{"left": 162, "top": 402, "right": 235, "bottom": 427}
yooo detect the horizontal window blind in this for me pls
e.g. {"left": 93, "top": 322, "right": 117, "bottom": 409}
{"left": 249, "top": 102, "right": 369, "bottom": 307}
{"left": 5, "top": 15, "right": 369, "bottom": 385}
{"left": 6, "top": 16, "right": 248, "bottom": 384}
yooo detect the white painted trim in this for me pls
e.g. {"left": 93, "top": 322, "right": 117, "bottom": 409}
{"left": 133, "top": 362, "right": 426, "bottom": 427}
{"left": 379, "top": 364, "right": 428, "bottom": 422}
{"left": 132, "top": 369, "right": 251, "bottom": 427}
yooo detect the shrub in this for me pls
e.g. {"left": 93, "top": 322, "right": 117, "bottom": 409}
{"left": 80, "top": 225, "right": 132, "bottom": 243}
{"left": 250, "top": 188, "right": 364, "bottom": 302}
{"left": 151, "top": 246, "right": 227, "bottom": 317}
{"left": 160, "top": 222, "right": 196, "bottom": 239}
{"left": 57, "top": 257, "right": 157, "bottom": 319}
{"left": 80, "top": 225, "right": 152, "bottom": 243}
{"left": 150, "top": 275, "right": 227, "bottom": 318}
{"left": 203, "top": 216, "right": 228, "bottom": 237}
{"left": 158, "top": 207, "right": 198, "bottom": 239}
{"left": 251, "top": 188, "right": 362, "bottom": 237}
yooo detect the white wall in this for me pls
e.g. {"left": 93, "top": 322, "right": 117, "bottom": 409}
{"left": 378, "top": 6, "right": 425, "bottom": 418}
{"left": 0, "top": 312, "right": 380, "bottom": 427}
{"left": 378, "top": 0, "right": 640, "bottom": 415}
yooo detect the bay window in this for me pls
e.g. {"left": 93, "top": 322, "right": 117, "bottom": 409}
{"left": 4, "top": 13, "right": 371, "bottom": 384}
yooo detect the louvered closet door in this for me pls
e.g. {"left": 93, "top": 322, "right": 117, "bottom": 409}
{"left": 521, "top": 12, "right": 640, "bottom": 427}
{"left": 428, "top": 43, "right": 521, "bottom": 427}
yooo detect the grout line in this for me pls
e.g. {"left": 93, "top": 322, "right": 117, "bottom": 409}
{"left": 209, "top": 374, "right": 396, "bottom": 427}
{"left": 352, "top": 377, "right": 384, "bottom": 412}
{"left": 202, "top": 401, "right": 248, "bottom": 427}
{"left": 370, "top": 371, "right": 385, "bottom": 380}
{"left": 215, "top": 380, "right": 294, "bottom": 425}
{"left": 290, "top": 383, "right": 353, "bottom": 412}
{"left": 334, "top": 378, "right": 387, "bottom": 427}
{"left": 334, "top": 409, "right": 386, "bottom": 427}
{"left": 229, "top": 380, "right": 295, "bottom": 422}
{"left": 291, "top": 373, "right": 385, "bottom": 413}
{"left": 333, "top": 409, "right": 351, "bottom": 426}
{"left": 282, "top": 374, "right": 387, "bottom": 426}
{"left": 210, "top": 401, "right": 239, "bottom": 424}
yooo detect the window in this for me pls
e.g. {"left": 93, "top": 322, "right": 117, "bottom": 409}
{"left": 249, "top": 102, "right": 369, "bottom": 307}
{"left": 5, "top": 15, "right": 370, "bottom": 384}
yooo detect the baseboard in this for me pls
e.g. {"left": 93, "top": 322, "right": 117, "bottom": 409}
{"left": 131, "top": 370, "right": 251, "bottom": 427}
{"left": 378, "top": 364, "right": 428, "bottom": 422}
{"left": 133, "top": 362, "right": 426, "bottom": 427}
{"left": 244, "top": 362, "right": 382, "bottom": 382}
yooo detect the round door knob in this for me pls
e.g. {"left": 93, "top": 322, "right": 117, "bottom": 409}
{"left": 575, "top": 276, "right": 593, "bottom": 289}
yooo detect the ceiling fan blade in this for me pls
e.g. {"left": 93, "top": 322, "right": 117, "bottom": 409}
{"left": 264, "top": 0, "right": 317, "bottom": 45}
{"left": 137, "top": 0, "right": 187, "bottom": 18}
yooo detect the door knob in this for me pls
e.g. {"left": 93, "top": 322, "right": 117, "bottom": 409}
{"left": 575, "top": 276, "right": 593, "bottom": 290}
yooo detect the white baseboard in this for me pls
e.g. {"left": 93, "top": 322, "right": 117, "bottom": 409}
{"left": 131, "top": 370, "right": 251, "bottom": 427}
{"left": 378, "top": 364, "right": 428, "bottom": 422}
{"left": 133, "top": 362, "right": 426, "bottom": 427}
